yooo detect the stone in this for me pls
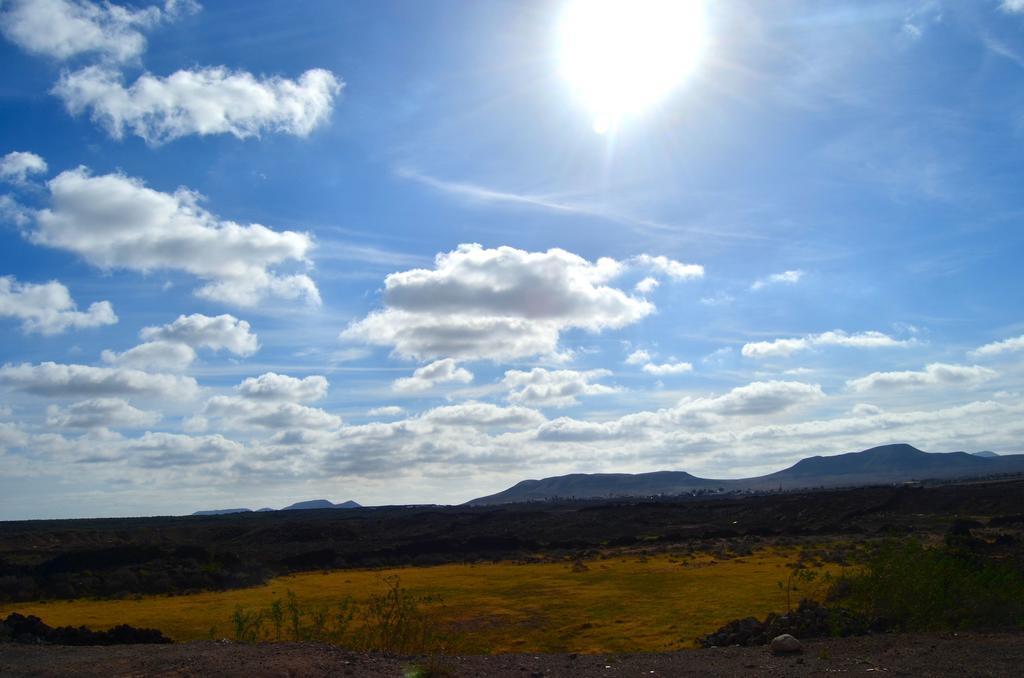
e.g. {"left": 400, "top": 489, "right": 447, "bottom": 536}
{"left": 770, "top": 633, "right": 802, "bottom": 654}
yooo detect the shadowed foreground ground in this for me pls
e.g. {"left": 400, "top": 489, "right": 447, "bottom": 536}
{"left": 1, "top": 631, "right": 1022, "bottom": 677}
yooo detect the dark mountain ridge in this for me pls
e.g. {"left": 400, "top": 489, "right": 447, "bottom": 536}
{"left": 191, "top": 508, "right": 252, "bottom": 516}
{"left": 468, "top": 443, "right": 1024, "bottom": 505}
{"left": 191, "top": 499, "right": 360, "bottom": 516}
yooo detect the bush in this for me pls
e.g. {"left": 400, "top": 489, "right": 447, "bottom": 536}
{"left": 834, "top": 539, "right": 1024, "bottom": 631}
{"left": 1, "top": 613, "right": 172, "bottom": 645}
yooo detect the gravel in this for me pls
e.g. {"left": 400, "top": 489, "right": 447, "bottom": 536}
{"left": 1, "top": 631, "right": 1022, "bottom": 677}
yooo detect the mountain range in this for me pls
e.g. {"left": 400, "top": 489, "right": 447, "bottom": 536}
{"left": 466, "top": 444, "right": 1024, "bottom": 505}
{"left": 192, "top": 499, "right": 361, "bottom": 516}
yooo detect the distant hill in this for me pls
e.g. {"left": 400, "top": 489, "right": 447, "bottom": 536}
{"left": 972, "top": 451, "right": 1000, "bottom": 458}
{"left": 281, "top": 499, "right": 361, "bottom": 511}
{"left": 192, "top": 500, "right": 361, "bottom": 516}
{"left": 467, "top": 444, "right": 1024, "bottom": 505}
{"left": 191, "top": 508, "right": 252, "bottom": 516}
{"left": 469, "top": 471, "right": 721, "bottom": 506}
{"left": 746, "top": 443, "right": 1017, "bottom": 489}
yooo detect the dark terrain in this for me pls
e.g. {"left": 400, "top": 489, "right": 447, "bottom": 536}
{"left": 2, "top": 452, "right": 1024, "bottom": 677}
{"left": 2, "top": 631, "right": 1023, "bottom": 677}
{"left": 1, "top": 470, "right": 1023, "bottom": 602}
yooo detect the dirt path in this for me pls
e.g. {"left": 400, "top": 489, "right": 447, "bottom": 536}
{"left": 1, "top": 631, "right": 1021, "bottom": 677}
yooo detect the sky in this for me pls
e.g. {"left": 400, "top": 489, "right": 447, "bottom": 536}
{"left": 1, "top": 0, "right": 1023, "bottom": 519}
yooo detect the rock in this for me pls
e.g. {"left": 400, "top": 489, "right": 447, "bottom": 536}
{"left": 770, "top": 633, "right": 802, "bottom": 654}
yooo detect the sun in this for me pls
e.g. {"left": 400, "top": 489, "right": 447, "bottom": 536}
{"left": 558, "top": 0, "right": 708, "bottom": 134}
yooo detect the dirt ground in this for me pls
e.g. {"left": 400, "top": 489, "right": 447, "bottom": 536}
{"left": 1, "top": 631, "right": 1022, "bottom": 677}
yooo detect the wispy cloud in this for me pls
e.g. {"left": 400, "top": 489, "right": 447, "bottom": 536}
{"left": 313, "top": 240, "right": 429, "bottom": 269}
{"left": 980, "top": 34, "right": 1024, "bottom": 69}
{"left": 396, "top": 167, "right": 770, "bottom": 242}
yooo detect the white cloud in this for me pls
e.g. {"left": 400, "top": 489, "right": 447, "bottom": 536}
{"left": 0, "top": 195, "right": 30, "bottom": 226}
{"left": 0, "top": 0, "right": 197, "bottom": 63}
{"left": 630, "top": 254, "right": 704, "bottom": 280}
{"left": 0, "top": 421, "right": 28, "bottom": 452}
{"left": 675, "top": 380, "right": 824, "bottom": 417}
{"left": 123, "top": 431, "right": 242, "bottom": 468}
{"left": 28, "top": 167, "right": 319, "bottom": 306}
{"left": 311, "top": 402, "right": 549, "bottom": 477}
{"left": 634, "top": 276, "right": 659, "bottom": 293}
{"left": 367, "top": 405, "right": 404, "bottom": 417}
{"left": 970, "top": 334, "right": 1024, "bottom": 359}
{"left": 236, "top": 372, "right": 327, "bottom": 403}
{"left": 181, "top": 414, "right": 207, "bottom": 433}
{"left": 201, "top": 372, "right": 337, "bottom": 432}
{"left": 421, "top": 402, "right": 545, "bottom": 428}
{"left": 204, "top": 395, "right": 341, "bottom": 431}
{"left": 0, "top": 151, "right": 47, "bottom": 184}
{"left": 847, "top": 363, "right": 998, "bottom": 392}
{"left": 54, "top": 65, "right": 341, "bottom": 144}
{"left": 342, "top": 244, "right": 654, "bottom": 361}
{"left": 392, "top": 358, "right": 473, "bottom": 393}
{"left": 102, "top": 340, "right": 196, "bottom": 371}
{"left": 46, "top": 397, "right": 160, "bottom": 429}
{"left": 535, "top": 380, "right": 825, "bottom": 442}
{"left": 624, "top": 349, "right": 651, "bottom": 365}
{"left": 642, "top": 361, "right": 693, "bottom": 376}
{"left": 18, "top": 394, "right": 1024, "bottom": 483}
{"left": 0, "top": 275, "right": 116, "bottom": 335}
{"left": 534, "top": 417, "right": 627, "bottom": 443}
{"left": 0, "top": 362, "right": 198, "bottom": 399}
{"left": 751, "top": 269, "right": 804, "bottom": 291}
{"left": 850, "top": 403, "right": 882, "bottom": 416}
{"left": 1002, "top": 0, "right": 1024, "bottom": 14}
{"left": 102, "top": 314, "right": 258, "bottom": 371}
{"left": 502, "top": 368, "right": 616, "bottom": 408}
{"left": 140, "top": 314, "right": 258, "bottom": 355}
{"left": 13, "top": 428, "right": 241, "bottom": 470}
{"left": 742, "top": 330, "right": 912, "bottom": 358}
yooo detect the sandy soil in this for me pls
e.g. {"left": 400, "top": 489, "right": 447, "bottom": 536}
{"left": 1, "top": 631, "right": 1022, "bottom": 677}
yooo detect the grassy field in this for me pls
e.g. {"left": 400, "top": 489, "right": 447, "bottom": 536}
{"left": 2, "top": 549, "right": 839, "bottom": 653}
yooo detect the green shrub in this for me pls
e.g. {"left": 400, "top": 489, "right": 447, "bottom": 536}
{"left": 835, "top": 540, "right": 1024, "bottom": 631}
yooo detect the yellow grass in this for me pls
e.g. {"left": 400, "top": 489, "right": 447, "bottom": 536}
{"left": 2, "top": 549, "right": 838, "bottom": 653}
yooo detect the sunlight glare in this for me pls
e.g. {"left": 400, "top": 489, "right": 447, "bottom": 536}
{"left": 558, "top": 0, "right": 707, "bottom": 134}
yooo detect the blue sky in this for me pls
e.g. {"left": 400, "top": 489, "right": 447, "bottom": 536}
{"left": 1, "top": 0, "right": 1023, "bottom": 519}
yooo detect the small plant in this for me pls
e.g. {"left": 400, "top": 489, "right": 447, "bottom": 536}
{"left": 357, "top": 575, "right": 435, "bottom": 654}
{"left": 307, "top": 603, "right": 330, "bottom": 642}
{"left": 286, "top": 590, "right": 302, "bottom": 641}
{"left": 230, "top": 605, "right": 264, "bottom": 642}
{"left": 404, "top": 655, "right": 455, "bottom": 678}
{"left": 268, "top": 599, "right": 284, "bottom": 640}
{"left": 331, "top": 597, "right": 356, "bottom": 643}
{"left": 777, "top": 564, "right": 819, "bottom": 613}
